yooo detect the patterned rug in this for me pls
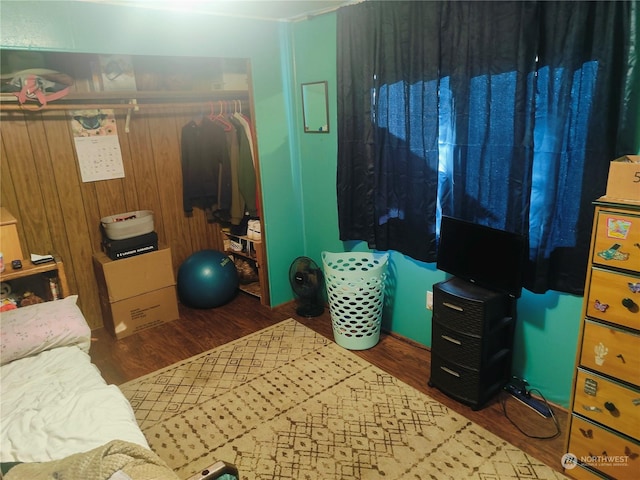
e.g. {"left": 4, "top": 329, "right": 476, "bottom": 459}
{"left": 120, "top": 319, "right": 567, "bottom": 480}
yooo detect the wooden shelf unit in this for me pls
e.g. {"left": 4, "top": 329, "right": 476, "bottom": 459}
{"left": 0, "top": 51, "right": 251, "bottom": 112}
{"left": 0, "top": 206, "right": 24, "bottom": 262}
{"left": 1, "top": 206, "right": 69, "bottom": 303}
{"left": 1, "top": 258, "right": 70, "bottom": 302}
{"left": 222, "top": 231, "right": 269, "bottom": 305}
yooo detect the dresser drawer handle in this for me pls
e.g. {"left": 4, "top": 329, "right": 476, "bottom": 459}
{"left": 440, "top": 366, "right": 461, "bottom": 377}
{"left": 441, "top": 335, "right": 462, "bottom": 345}
{"left": 442, "top": 302, "right": 464, "bottom": 312}
{"left": 622, "top": 297, "right": 638, "bottom": 312}
{"left": 582, "top": 405, "right": 603, "bottom": 413}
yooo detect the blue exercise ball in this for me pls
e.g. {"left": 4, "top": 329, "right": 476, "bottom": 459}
{"left": 177, "top": 250, "right": 239, "bottom": 309}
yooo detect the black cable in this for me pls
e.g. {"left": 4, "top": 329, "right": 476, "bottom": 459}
{"left": 501, "top": 387, "right": 561, "bottom": 440}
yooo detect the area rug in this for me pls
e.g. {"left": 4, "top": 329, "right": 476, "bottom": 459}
{"left": 119, "top": 319, "right": 567, "bottom": 480}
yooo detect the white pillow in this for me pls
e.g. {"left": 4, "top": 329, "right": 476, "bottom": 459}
{"left": 0, "top": 296, "right": 91, "bottom": 365}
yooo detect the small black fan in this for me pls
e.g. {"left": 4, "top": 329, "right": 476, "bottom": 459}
{"left": 289, "top": 256, "right": 325, "bottom": 317}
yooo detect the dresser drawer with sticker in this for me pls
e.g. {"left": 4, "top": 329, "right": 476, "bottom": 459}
{"left": 572, "top": 368, "right": 640, "bottom": 438}
{"left": 587, "top": 267, "right": 640, "bottom": 330}
{"left": 568, "top": 415, "right": 640, "bottom": 480}
{"left": 592, "top": 210, "right": 640, "bottom": 272}
{"left": 563, "top": 463, "right": 608, "bottom": 480}
{"left": 580, "top": 320, "right": 640, "bottom": 386}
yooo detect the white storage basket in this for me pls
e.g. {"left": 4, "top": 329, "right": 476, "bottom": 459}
{"left": 100, "top": 210, "right": 154, "bottom": 241}
{"left": 322, "top": 251, "right": 389, "bottom": 350}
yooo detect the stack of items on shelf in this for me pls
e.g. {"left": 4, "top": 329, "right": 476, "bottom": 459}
{"left": 222, "top": 232, "right": 259, "bottom": 285}
{"left": 100, "top": 210, "right": 158, "bottom": 260}
{"left": 227, "top": 214, "right": 261, "bottom": 239}
{"left": 234, "top": 257, "right": 258, "bottom": 284}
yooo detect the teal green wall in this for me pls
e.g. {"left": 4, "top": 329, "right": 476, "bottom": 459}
{"left": 291, "top": 17, "right": 342, "bottom": 261}
{"left": 290, "top": 13, "right": 583, "bottom": 407}
{"left": 1, "top": 2, "right": 582, "bottom": 406}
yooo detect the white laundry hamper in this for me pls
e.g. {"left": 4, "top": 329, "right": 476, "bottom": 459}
{"left": 322, "top": 251, "right": 389, "bottom": 350}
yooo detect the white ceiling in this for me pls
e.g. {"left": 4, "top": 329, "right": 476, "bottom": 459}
{"left": 83, "top": 1, "right": 358, "bottom": 21}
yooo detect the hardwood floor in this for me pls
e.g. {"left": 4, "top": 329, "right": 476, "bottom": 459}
{"left": 90, "top": 291, "right": 569, "bottom": 475}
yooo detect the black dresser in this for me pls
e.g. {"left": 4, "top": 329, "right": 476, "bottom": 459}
{"left": 429, "top": 277, "right": 516, "bottom": 409}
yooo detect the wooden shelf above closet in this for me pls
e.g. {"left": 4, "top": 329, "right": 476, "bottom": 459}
{"left": 0, "top": 90, "right": 252, "bottom": 111}
{"left": 1, "top": 90, "right": 249, "bottom": 102}
{"left": 0, "top": 50, "right": 251, "bottom": 111}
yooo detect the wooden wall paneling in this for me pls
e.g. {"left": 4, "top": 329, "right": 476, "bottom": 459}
{"left": 111, "top": 113, "right": 140, "bottom": 213}
{"left": 92, "top": 172, "right": 128, "bottom": 246}
{"left": 145, "top": 107, "right": 192, "bottom": 270}
{"left": 124, "top": 111, "right": 166, "bottom": 245}
{"left": 25, "top": 111, "right": 69, "bottom": 259}
{"left": 63, "top": 112, "right": 104, "bottom": 259}
{"left": 91, "top": 115, "right": 130, "bottom": 214}
{"left": 75, "top": 154, "right": 103, "bottom": 277}
{"left": 41, "top": 112, "right": 102, "bottom": 327}
{"left": 0, "top": 114, "right": 53, "bottom": 256}
{"left": 0, "top": 123, "right": 25, "bottom": 257}
{"left": 77, "top": 186, "right": 104, "bottom": 328}
{"left": 194, "top": 205, "right": 224, "bottom": 253}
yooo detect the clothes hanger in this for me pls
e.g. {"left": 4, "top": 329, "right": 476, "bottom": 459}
{"left": 234, "top": 98, "right": 250, "bottom": 123}
{"left": 210, "top": 101, "right": 233, "bottom": 131}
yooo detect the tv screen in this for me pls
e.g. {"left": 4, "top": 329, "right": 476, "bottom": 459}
{"left": 436, "top": 216, "right": 527, "bottom": 297}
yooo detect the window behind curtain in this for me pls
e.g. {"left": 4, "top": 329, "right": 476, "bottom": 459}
{"left": 337, "top": 1, "right": 638, "bottom": 295}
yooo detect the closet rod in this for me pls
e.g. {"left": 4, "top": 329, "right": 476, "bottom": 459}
{"left": 0, "top": 100, "right": 251, "bottom": 112}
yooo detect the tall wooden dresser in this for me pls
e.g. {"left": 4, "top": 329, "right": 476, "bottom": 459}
{"left": 565, "top": 197, "right": 640, "bottom": 479}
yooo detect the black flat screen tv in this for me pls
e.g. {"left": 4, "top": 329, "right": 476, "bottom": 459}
{"left": 436, "top": 216, "right": 527, "bottom": 297}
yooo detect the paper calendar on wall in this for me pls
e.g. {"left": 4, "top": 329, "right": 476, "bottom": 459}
{"left": 70, "top": 109, "right": 125, "bottom": 183}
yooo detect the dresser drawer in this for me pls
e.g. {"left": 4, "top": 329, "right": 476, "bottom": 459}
{"left": 587, "top": 268, "right": 640, "bottom": 330}
{"left": 572, "top": 368, "right": 640, "bottom": 439}
{"left": 565, "top": 463, "right": 608, "bottom": 480}
{"left": 580, "top": 321, "right": 640, "bottom": 385}
{"left": 568, "top": 415, "right": 640, "bottom": 480}
{"left": 592, "top": 210, "right": 640, "bottom": 272}
{"left": 432, "top": 321, "right": 482, "bottom": 367}
{"left": 429, "top": 352, "right": 509, "bottom": 408}
{"left": 0, "top": 207, "right": 24, "bottom": 262}
{"left": 432, "top": 319, "right": 513, "bottom": 369}
{"left": 433, "top": 277, "right": 510, "bottom": 336}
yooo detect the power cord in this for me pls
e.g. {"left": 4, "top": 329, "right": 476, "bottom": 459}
{"left": 501, "top": 381, "right": 561, "bottom": 440}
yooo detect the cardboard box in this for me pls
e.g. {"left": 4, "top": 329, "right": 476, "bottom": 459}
{"left": 100, "top": 285, "right": 179, "bottom": 339}
{"left": 93, "top": 247, "right": 174, "bottom": 302}
{"left": 93, "top": 246, "right": 178, "bottom": 339}
{"left": 211, "top": 73, "right": 249, "bottom": 91}
{"left": 605, "top": 155, "right": 640, "bottom": 201}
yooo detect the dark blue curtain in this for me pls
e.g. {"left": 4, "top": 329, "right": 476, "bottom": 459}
{"left": 337, "top": 1, "right": 638, "bottom": 294}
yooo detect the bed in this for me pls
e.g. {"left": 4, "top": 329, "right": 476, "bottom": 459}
{"left": 0, "top": 296, "right": 238, "bottom": 480}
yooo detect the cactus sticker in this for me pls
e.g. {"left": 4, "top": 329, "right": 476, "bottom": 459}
{"left": 594, "top": 342, "right": 608, "bottom": 366}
